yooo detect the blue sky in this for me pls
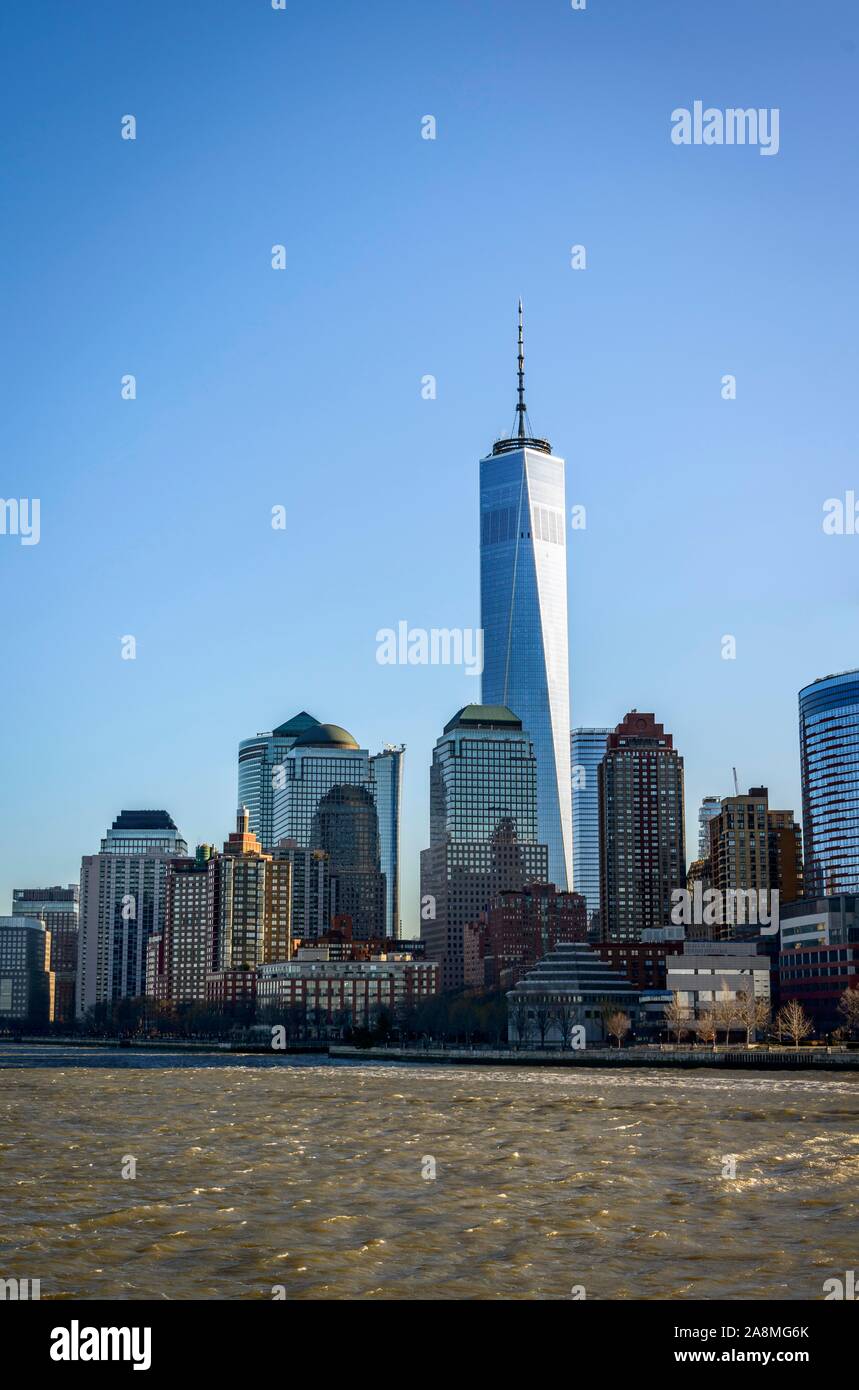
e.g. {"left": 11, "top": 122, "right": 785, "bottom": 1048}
{"left": 2, "top": 0, "right": 857, "bottom": 930}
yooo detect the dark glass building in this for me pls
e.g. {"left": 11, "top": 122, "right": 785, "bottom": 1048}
{"left": 420, "top": 704, "right": 549, "bottom": 990}
{"left": 311, "top": 784, "right": 386, "bottom": 941}
{"left": 799, "top": 670, "right": 859, "bottom": 896}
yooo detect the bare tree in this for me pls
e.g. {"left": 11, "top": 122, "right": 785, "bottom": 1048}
{"left": 736, "top": 990, "right": 771, "bottom": 1046}
{"left": 604, "top": 1011, "right": 631, "bottom": 1049}
{"left": 509, "top": 999, "right": 529, "bottom": 1049}
{"left": 713, "top": 980, "right": 744, "bottom": 1047}
{"left": 776, "top": 999, "right": 814, "bottom": 1049}
{"left": 663, "top": 992, "right": 689, "bottom": 1046}
{"left": 697, "top": 1010, "right": 717, "bottom": 1051}
{"left": 533, "top": 1001, "right": 553, "bottom": 1050}
{"left": 837, "top": 987, "right": 859, "bottom": 1038}
{"left": 551, "top": 1001, "right": 581, "bottom": 1049}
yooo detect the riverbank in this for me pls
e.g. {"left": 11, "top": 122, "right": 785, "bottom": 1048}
{"left": 331, "top": 1043, "right": 859, "bottom": 1070}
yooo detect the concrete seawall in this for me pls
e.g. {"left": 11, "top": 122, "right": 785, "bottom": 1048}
{"left": 329, "top": 1044, "right": 859, "bottom": 1071}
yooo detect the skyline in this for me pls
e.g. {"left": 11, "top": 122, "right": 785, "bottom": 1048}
{"left": 3, "top": 0, "right": 858, "bottom": 931}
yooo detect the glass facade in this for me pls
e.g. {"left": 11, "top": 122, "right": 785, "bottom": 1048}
{"left": 421, "top": 706, "right": 549, "bottom": 990}
{"left": 570, "top": 728, "right": 611, "bottom": 930}
{"left": 480, "top": 445, "right": 572, "bottom": 889}
{"left": 698, "top": 795, "right": 722, "bottom": 859}
{"left": 799, "top": 669, "right": 859, "bottom": 896}
{"left": 271, "top": 726, "right": 398, "bottom": 941}
{"left": 369, "top": 745, "right": 404, "bottom": 937}
{"left": 237, "top": 711, "right": 321, "bottom": 851}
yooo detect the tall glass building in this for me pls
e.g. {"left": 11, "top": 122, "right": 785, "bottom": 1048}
{"left": 799, "top": 669, "right": 859, "bottom": 896}
{"left": 420, "top": 704, "right": 549, "bottom": 990}
{"left": 271, "top": 722, "right": 401, "bottom": 939}
{"left": 480, "top": 305, "right": 572, "bottom": 889}
{"left": 237, "top": 711, "right": 321, "bottom": 851}
{"left": 570, "top": 728, "right": 612, "bottom": 932}
{"left": 370, "top": 745, "right": 404, "bottom": 938}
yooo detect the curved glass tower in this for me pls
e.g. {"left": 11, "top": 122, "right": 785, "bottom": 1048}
{"left": 479, "top": 304, "right": 573, "bottom": 890}
{"left": 799, "top": 669, "right": 859, "bottom": 896}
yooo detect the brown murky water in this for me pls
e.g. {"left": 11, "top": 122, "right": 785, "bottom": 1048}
{"left": 1, "top": 1049, "right": 856, "bottom": 1299}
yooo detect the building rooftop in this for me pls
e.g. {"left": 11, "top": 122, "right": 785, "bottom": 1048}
{"left": 294, "top": 722, "right": 359, "bottom": 750}
{"left": 272, "top": 710, "right": 321, "bottom": 738}
{"left": 444, "top": 704, "right": 522, "bottom": 735}
{"left": 109, "top": 811, "right": 179, "bottom": 831}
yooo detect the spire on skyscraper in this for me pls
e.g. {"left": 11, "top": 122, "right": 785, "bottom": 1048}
{"left": 493, "top": 300, "right": 551, "bottom": 456}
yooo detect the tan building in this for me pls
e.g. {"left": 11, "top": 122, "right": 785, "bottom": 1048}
{"left": 708, "top": 787, "right": 803, "bottom": 937}
{"left": 257, "top": 947, "right": 438, "bottom": 1033}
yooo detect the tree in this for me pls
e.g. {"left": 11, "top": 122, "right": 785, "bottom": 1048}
{"left": 697, "top": 1011, "right": 717, "bottom": 1051}
{"left": 551, "top": 1001, "right": 582, "bottom": 1050}
{"left": 713, "top": 992, "right": 744, "bottom": 1047}
{"left": 532, "top": 1002, "right": 553, "bottom": 1049}
{"left": 776, "top": 999, "right": 813, "bottom": 1049}
{"left": 663, "top": 992, "right": 689, "bottom": 1045}
{"left": 837, "top": 987, "right": 859, "bottom": 1038}
{"left": 509, "top": 1000, "right": 529, "bottom": 1049}
{"left": 736, "top": 990, "right": 771, "bottom": 1046}
{"left": 604, "top": 1011, "right": 631, "bottom": 1049}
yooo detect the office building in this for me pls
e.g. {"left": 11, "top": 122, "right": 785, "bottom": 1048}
{"left": 271, "top": 721, "right": 398, "bottom": 939}
{"left": 480, "top": 304, "right": 572, "bottom": 889}
{"left": 799, "top": 670, "right": 859, "bottom": 897}
{"left": 779, "top": 894, "right": 859, "bottom": 1030}
{"left": 237, "top": 710, "right": 321, "bottom": 851}
{"left": 571, "top": 727, "right": 611, "bottom": 933}
{"left": 421, "top": 705, "right": 549, "bottom": 989}
{"left": 506, "top": 943, "right": 640, "bottom": 1046}
{"left": 11, "top": 884, "right": 78, "bottom": 1025}
{"left": 0, "top": 916, "right": 54, "bottom": 1026}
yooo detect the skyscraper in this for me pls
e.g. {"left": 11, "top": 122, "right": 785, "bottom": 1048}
{"left": 370, "top": 744, "right": 404, "bottom": 938}
{"left": 420, "top": 704, "right": 549, "bottom": 989}
{"left": 708, "top": 787, "right": 803, "bottom": 935}
{"left": 799, "top": 669, "right": 859, "bottom": 896}
{"left": 11, "top": 884, "right": 78, "bottom": 1024}
{"left": 480, "top": 304, "right": 572, "bottom": 890}
{"left": 237, "top": 711, "right": 321, "bottom": 851}
{"left": 598, "top": 712, "right": 686, "bottom": 942}
{"left": 571, "top": 728, "right": 612, "bottom": 932}
{"left": 77, "top": 810, "right": 188, "bottom": 1016}
{"left": 272, "top": 722, "right": 394, "bottom": 940}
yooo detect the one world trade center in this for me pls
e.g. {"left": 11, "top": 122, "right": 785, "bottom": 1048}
{"left": 479, "top": 303, "right": 573, "bottom": 890}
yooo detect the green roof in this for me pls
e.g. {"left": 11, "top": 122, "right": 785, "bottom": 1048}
{"left": 273, "top": 711, "right": 321, "bottom": 738}
{"left": 444, "top": 704, "right": 522, "bottom": 735}
{"left": 294, "top": 722, "right": 359, "bottom": 750}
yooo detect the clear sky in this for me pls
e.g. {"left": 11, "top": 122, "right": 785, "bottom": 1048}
{"left": 2, "top": 0, "right": 857, "bottom": 931}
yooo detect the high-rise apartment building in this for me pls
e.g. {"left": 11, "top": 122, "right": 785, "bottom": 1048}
{"left": 161, "top": 844, "right": 217, "bottom": 1005}
{"left": 77, "top": 811, "right": 188, "bottom": 1017}
{"left": 11, "top": 884, "right": 78, "bottom": 1024}
{"left": 464, "top": 882, "right": 587, "bottom": 991}
{"left": 708, "top": 787, "right": 803, "bottom": 933}
{"left": 698, "top": 795, "right": 722, "bottom": 860}
{"left": 211, "top": 809, "right": 292, "bottom": 972}
{"left": 272, "top": 841, "right": 331, "bottom": 940}
{"left": 571, "top": 728, "right": 611, "bottom": 932}
{"left": 598, "top": 712, "right": 686, "bottom": 942}
{"left": 420, "top": 704, "right": 549, "bottom": 990}
{"left": 370, "top": 744, "right": 404, "bottom": 938}
{"left": 799, "top": 669, "right": 859, "bottom": 896}
{"left": 480, "top": 305, "right": 572, "bottom": 889}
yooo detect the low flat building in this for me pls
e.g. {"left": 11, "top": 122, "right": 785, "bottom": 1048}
{"left": 257, "top": 948, "right": 439, "bottom": 1033}
{"left": 666, "top": 941, "right": 771, "bottom": 1013}
{"left": 779, "top": 895, "right": 859, "bottom": 1031}
{"left": 506, "top": 942, "right": 640, "bottom": 1045}
{"left": 0, "top": 916, "right": 54, "bottom": 1027}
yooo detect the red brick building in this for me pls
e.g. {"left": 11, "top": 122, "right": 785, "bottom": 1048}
{"left": 464, "top": 883, "right": 586, "bottom": 990}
